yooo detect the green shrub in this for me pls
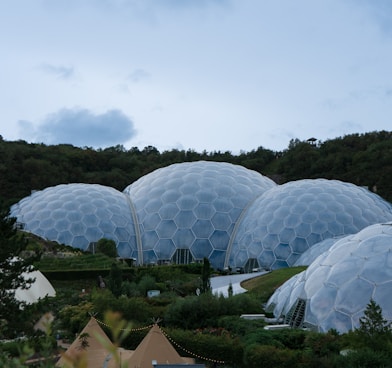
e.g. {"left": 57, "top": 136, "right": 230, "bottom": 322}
{"left": 217, "top": 315, "right": 266, "bottom": 337}
{"left": 342, "top": 348, "right": 392, "bottom": 368}
{"left": 168, "top": 328, "right": 243, "bottom": 367}
{"left": 244, "top": 344, "right": 298, "bottom": 368}
{"left": 97, "top": 238, "right": 117, "bottom": 258}
{"left": 164, "top": 292, "right": 261, "bottom": 329}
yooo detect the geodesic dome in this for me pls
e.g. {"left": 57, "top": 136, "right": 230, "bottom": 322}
{"left": 123, "top": 161, "right": 276, "bottom": 268}
{"left": 227, "top": 179, "right": 392, "bottom": 270}
{"left": 294, "top": 236, "right": 347, "bottom": 266}
{"left": 10, "top": 162, "right": 276, "bottom": 269}
{"left": 265, "top": 222, "right": 392, "bottom": 333}
{"left": 15, "top": 270, "right": 56, "bottom": 304}
{"left": 10, "top": 183, "right": 138, "bottom": 257}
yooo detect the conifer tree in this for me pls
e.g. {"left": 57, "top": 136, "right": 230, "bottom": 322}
{"left": 355, "top": 298, "right": 392, "bottom": 351}
{"left": 0, "top": 207, "right": 35, "bottom": 338}
{"left": 108, "top": 262, "right": 123, "bottom": 298}
{"left": 201, "top": 257, "right": 212, "bottom": 293}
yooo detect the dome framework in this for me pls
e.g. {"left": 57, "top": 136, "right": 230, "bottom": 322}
{"left": 11, "top": 162, "right": 276, "bottom": 269}
{"left": 228, "top": 179, "right": 392, "bottom": 270}
{"left": 9, "top": 163, "right": 392, "bottom": 272}
{"left": 266, "top": 222, "right": 392, "bottom": 333}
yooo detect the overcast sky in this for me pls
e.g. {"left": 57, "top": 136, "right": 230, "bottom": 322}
{"left": 1, "top": 0, "right": 391, "bottom": 153}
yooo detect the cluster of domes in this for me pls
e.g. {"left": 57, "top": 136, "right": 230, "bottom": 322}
{"left": 10, "top": 162, "right": 392, "bottom": 272}
{"left": 266, "top": 222, "right": 392, "bottom": 333}
{"left": 11, "top": 161, "right": 277, "bottom": 269}
{"left": 10, "top": 160, "right": 392, "bottom": 331}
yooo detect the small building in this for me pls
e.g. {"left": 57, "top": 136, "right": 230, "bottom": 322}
{"left": 263, "top": 324, "right": 291, "bottom": 331}
{"left": 240, "top": 314, "right": 265, "bottom": 320}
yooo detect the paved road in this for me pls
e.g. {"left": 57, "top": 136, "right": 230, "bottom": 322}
{"left": 210, "top": 271, "right": 268, "bottom": 297}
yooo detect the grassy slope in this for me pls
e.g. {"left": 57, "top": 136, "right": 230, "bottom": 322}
{"left": 241, "top": 266, "right": 307, "bottom": 303}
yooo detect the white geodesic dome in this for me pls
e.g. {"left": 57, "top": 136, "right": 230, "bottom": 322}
{"left": 266, "top": 222, "right": 392, "bottom": 333}
{"left": 10, "top": 162, "right": 276, "bottom": 269}
{"left": 294, "top": 236, "right": 347, "bottom": 266}
{"left": 123, "top": 161, "right": 276, "bottom": 268}
{"left": 228, "top": 179, "right": 392, "bottom": 270}
{"left": 14, "top": 270, "right": 56, "bottom": 304}
{"left": 10, "top": 183, "right": 138, "bottom": 258}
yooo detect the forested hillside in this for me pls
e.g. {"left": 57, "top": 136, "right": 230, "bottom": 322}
{"left": 1, "top": 130, "right": 391, "bottom": 206}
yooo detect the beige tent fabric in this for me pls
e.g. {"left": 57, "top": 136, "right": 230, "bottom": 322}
{"left": 56, "top": 317, "right": 118, "bottom": 368}
{"left": 126, "top": 324, "right": 194, "bottom": 368}
{"left": 56, "top": 318, "right": 195, "bottom": 368}
{"left": 34, "top": 312, "right": 55, "bottom": 333}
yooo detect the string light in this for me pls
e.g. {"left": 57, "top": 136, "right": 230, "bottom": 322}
{"left": 92, "top": 316, "right": 226, "bottom": 364}
{"left": 93, "top": 316, "right": 153, "bottom": 332}
{"left": 159, "top": 325, "right": 226, "bottom": 364}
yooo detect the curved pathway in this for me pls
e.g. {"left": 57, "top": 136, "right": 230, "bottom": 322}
{"left": 210, "top": 271, "right": 267, "bottom": 297}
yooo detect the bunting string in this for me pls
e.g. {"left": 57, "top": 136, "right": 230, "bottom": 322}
{"left": 92, "top": 316, "right": 153, "bottom": 332}
{"left": 159, "top": 325, "right": 226, "bottom": 364}
{"left": 91, "top": 316, "right": 226, "bottom": 364}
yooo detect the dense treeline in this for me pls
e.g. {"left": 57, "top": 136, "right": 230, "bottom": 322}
{"left": 1, "top": 130, "right": 391, "bottom": 206}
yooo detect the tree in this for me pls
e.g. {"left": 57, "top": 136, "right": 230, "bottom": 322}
{"left": 354, "top": 298, "right": 392, "bottom": 351}
{"left": 0, "top": 208, "right": 36, "bottom": 338}
{"left": 107, "top": 262, "right": 123, "bottom": 298}
{"left": 228, "top": 282, "right": 233, "bottom": 297}
{"left": 97, "top": 238, "right": 117, "bottom": 258}
{"left": 200, "top": 257, "right": 212, "bottom": 294}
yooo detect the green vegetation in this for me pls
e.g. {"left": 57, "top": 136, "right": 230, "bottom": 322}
{"left": 1, "top": 252, "right": 392, "bottom": 367}
{"left": 1, "top": 131, "right": 392, "bottom": 366}
{"left": 96, "top": 238, "right": 117, "bottom": 258}
{"left": 352, "top": 298, "right": 392, "bottom": 352}
{"left": 200, "top": 257, "right": 212, "bottom": 293}
{"left": 243, "top": 266, "right": 307, "bottom": 302}
{"left": 1, "top": 131, "right": 391, "bottom": 208}
{"left": 0, "top": 207, "right": 38, "bottom": 339}
{"left": 34, "top": 253, "right": 119, "bottom": 271}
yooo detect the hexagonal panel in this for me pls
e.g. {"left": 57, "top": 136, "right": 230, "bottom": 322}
{"left": 266, "top": 222, "right": 392, "bottom": 333}
{"left": 142, "top": 213, "right": 161, "bottom": 231}
{"left": 82, "top": 214, "right": 100, "bottom": 227}
{"left": 158, "top": 203, "right": 180, "bottom": 220}
{"left": 210, "top": 230, "right": 230, "bottom": 250}
{"left": 73, "top": 235, "right": 89, "bottom": 250}
{"left": 156, "top": 220, "right": 177, "bottom": 238}
{"left": 193, "top": 203, "right": 216, "bottom": 219}
{"left": 192, "top": 219, "right": 215, "bottom": 238}
{"left": 191, "top": 239, "right": 213, "bottom": 259}
{"left": 211, "top": 213, "right": 232, "bottom": 231}
{"left": 154, "top": 239, "right": 176, "bottom": 260}
{"left": 174, "top": 211, "right": 196, "bottom": 228}
{"left": 176, "top": 195, "right": 198, "bottom": 211}
{"left": 141, "top": 230, "right": 159, "bottom": 249}
{"left": 173, "top": 228, "right": 195, "bottom": 247}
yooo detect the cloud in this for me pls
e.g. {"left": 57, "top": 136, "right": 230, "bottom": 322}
{"left": 153, "top": 0, "right": 230, "bottom": 10}
{"left": 79, "top": 0, "right": 230, "bottom": 22}
{"left": 18, "top": 108, "right": 137, "bottom": 148}
{"left": 38, "top": 63, "right": 75, "bottom": 79}
{"left": 99, "top": 0, "right": 229, "bottom": 11}
{"left": 127, "top": 68, "right": 151, "bottom": 83}
{"left": 355, "top": 0, "right": 392, "bottom": 35}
